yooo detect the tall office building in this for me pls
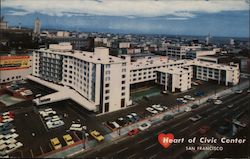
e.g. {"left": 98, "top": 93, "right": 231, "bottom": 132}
{"left": 34, "top": 17, "right": 41, "bottom": 35}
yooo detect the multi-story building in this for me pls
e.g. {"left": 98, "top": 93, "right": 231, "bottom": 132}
{"left": 186, "top": 49, "right": 217, "bottom": 59}
{"left": 0, "top": 54, "right": 32, "bottom": 83}
{"left": 156, "top": 66, "right": 192, "bottom": 92}
{"left": 166, "top": 44, "right": 201, "bottom": 59}
{"left": 31, "top": 43, "right": 240, "bottom": 114}
{"left": 32, "top": 43, "right": 131, "bottom": 114}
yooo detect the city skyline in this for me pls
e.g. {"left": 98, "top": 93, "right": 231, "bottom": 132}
{"left": 1, "top": 0, "right": 250, "bottom": 37}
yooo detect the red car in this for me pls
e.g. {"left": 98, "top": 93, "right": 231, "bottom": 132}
{"left": 128, "top": 128, "right": 139, "bottom": 136}
{"left": 198, "top": 125, "right": 210, "bottom": 134}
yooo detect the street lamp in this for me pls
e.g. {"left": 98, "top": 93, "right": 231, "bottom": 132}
{"left": 82, "top": 126, "right": 87, "bottom": 149}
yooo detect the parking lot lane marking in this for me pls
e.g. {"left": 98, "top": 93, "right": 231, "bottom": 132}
{"left": 149, "top": 152, "right": 159, "bottom": 159}
{"left": 172, "top": 122, "right": 185, "bottom": 129}
{"left": 179, "top": 127, "right": 189, "bottom": 133}
{"left": 74, "top": 131, "right": 81, "bottom": 140}
{"left": 127, "top": 153, "right": 137, "bottom": 159}
{"left": 138, "top": 136, "right": 150, "bottom": 144}
{"left": 40, "top": 146, "right": 44, "bottom": 154}
{"left": 117, "top": 147, "right": 128, "bottom": 154}
{"left": 144, "top": 143, "right": 157, "bottom": 151}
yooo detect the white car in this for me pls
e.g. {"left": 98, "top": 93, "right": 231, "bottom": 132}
{"left": 184, "top": 95, "right": 195, "bottom": 101}
{"left": 227, "top": 104, "right": 234, "bottom": 108}
{"left": 176, "top": 98, "right": 188, "bottom": 104}
{"left": 189, "top": 115, "right": 202, "bottom": 122}
{"left": 151, "top": 104, "right": 164, "bottom": 111}
{"left": 111, "top": 121, "right": 120, "bottom": 128}
{"left": 146, "top": 107, "right": 158, "bottom": 114}
{"left": 247, "top": 89, "right": 250, "bottom": 93}
{"left": 161, "top": 105, "right": 168, "bottom": 110}
{"left": 214, "top": 100, "right": 222, "bottom": 105}
{"left": 235, "top": 90, "right": 243, "bottom": 94}
{"left": 184, "top": 107, "right": 192, "bottom": 112}
{"left": 138, "top": 122, "right": 151, "bottom": 131}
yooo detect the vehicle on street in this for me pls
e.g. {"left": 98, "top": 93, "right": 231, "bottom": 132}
{"left": 90, "top": 130, "right": 104, "bottom": 142}
{"left": 138, "top": 122, "right": 151, "bottom": 131}
{"left": 161, "top": 105, "right": 168, "bottom": 110}
{"left": 128, "top": 128, "right": 140, "bottom": 136}
{"left": 214, "top": 100, "right": 222, "bottom": 105}
{"left": 50, "top": 137, "right": 62, "bottom": 150}
{"left": 191, "top": 104, "right": 199, "bottom": 109}
{"left": 146, "top": 107, "right": 158, "bottom": 114}
{"left": 184, "top": 95, "right": 195, "bottom": 101}
{"left": 234, "top": 90, "right": 243, "bottom": 94}
{"left": 247, "top": 89, "right": 250, "bottom": 93}
{"left": 227, "top": 104, "right": 234, "bottom": 108}
{"left": 151, "top": 104, "right": 164, "bottom": 111}
{"left": 189, "top": 115, "right": 202, "bottom": 122}
{"left": 163, "top": 115, "right": 174, "bottom": 121}
{"left": 198, "top": 125, "right": 210, "bottom": 134}
{"left": 63, "top": 134, "right": 74, "bottom": 146}
{"left": 111, "top": 121, "right": 120, "bottom": 128}
{"left": 184, "top": 107, "right": 192, "bottom": 112}
{"left": 194, "top": 90, "right": 205, "bottom": 97}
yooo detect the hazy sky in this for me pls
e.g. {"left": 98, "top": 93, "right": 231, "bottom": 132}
{"left": 2, "top": 0, "right": 250, "bottom": 37}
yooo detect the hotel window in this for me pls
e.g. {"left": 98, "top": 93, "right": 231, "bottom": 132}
{"left": 105, "top": 84, "right": 110, "bottom": 87}
{"left": 105, "top": 96, "right": 109, "bottom": 100}
{"left": 105, "top": 77, "right": 110, "bottom": 81}
{"left": 106, "top": 64, "right": 110, "bottom": 68}
{"left": 105, "top": 90, "right": 110, "bottom": 94}
{"left": 104, "top": 103, "right": 109, "bottom": 112}
{"left": 122, "top": 75, "right": 126, "bottom": 78}
{"left": 122, "top": 87, "right": 125, "bottom": 90}
{"left": 122, "top": 81, "right": 125, "bottom": 84}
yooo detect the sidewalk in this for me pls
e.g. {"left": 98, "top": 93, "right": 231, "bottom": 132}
{"left": 44, "top": 81, "right": 249, "bottom": 158}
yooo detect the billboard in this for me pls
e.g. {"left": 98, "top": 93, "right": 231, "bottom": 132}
{"left": 0, "top": 55, "right": 30, "bottom": 71}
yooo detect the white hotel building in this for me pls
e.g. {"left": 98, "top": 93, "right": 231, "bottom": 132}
{"left": 31, "top": 43, "right": 240, "bottom": 114}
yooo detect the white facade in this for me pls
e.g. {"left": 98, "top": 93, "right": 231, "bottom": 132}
{"left": 186, "top": 49, "right": 217, "bottom": 59}
{"left": 166, "top": 45, "right": 201, "bottom": 59}
{"left": 32, "top": 44, "right": 240, "bottom": 114}
{"left": 156, "top": 66, "right": 192, "bottom": 92}
{"left": 119, "top": 42, "right": 130, "bottom": 49}
{"left": 32, "top": 44, "right": 131, "bottom": 114}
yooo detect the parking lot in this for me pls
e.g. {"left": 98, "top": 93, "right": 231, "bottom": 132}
{"left": 96, "top": 81, "right": 227, "bottom": 131}
{"left": 0, "top": 78, "right": 245, "bottom": 157}
{"left": 0, "top": 80, "right": 109, "bottom": 158}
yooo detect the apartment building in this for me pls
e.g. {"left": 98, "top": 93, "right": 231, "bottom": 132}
{"left": 166, "top": 44, "right": 201, "bottom": 59}
{"left": 156, "top": 66, "right": 192, "bottom": 92}
{"left": 186, "top": 49, "right": 217, "bottom": 59}
{"left": 184, "top": 60, "right": 240, "bottom": 86}
{"left": 32, "top": 43, "right": 131, "bottom": 114}
{"left": 31, "top": 43, "right": 240, "bottom": 113}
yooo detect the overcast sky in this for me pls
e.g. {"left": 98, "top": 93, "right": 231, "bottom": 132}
{"left": 2, "top": 0, "right": 250, "bottom": 37}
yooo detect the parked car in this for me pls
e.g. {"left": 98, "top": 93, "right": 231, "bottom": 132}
{"left": 131, "top": 113, "right": 140, "bottom": 121}
{"left": 234, "top": 90, "right": 243, "bottom": 94}
{"left": 184, "top": 95, "right": 195, "bottom": 101}
{"left": 176, "top": 98, "right": 187, "bottom": 104}
{"left": 161, "top": 105, "right": 168, "bottom": 110}
{"left": 146, "top": 107, "right": 158, "bottom": 114}
{"left": 189, "top": 115, "right": 202, "bottom": 122}
{"left": 151, "top": 104, "right": 164, "bottom": 111}
{"left": 63, "top": 134, "right": 74, "bottom": 146}
{"left": 214, "top": 100, "right": 222, "bottom": 105}
{"left": 198, "top": 125, "right": 210, "bottom": 134}
{"left": 106, "top": 122, "right": 116, "bottom": 129}
{"left": 163, "top": 115, "right": 174, "bottom": 121}
{"left": 111, "top": 121, "right": 120, "bottom": 128}
{"left": 247, "top": 89, "right": 250, "bottom": 93}
{"left": 126, "top": 115, "right": 135, "bottom": 122}
{"left": 128, "top": 128, "right": 140, "bottom": 136}
{"left": 184, "top": 107, "right": 192, "bottom": 112}
{"left": 50, "top": 137, "right": 62, "bottom": 150}
{"left": 194, "top": 91, "right": 205, "bottom": 97}
{"left": 227, "top": 104, "right": 234, "bottom": 108}
{"left": 116, "top": 117, "right": 127, "bottom": 126}
{"left": 90, "top": 130, "right": 104, "bottom": 142}
{"left": 138, "top": 122, "right": 151, "bottom": 131}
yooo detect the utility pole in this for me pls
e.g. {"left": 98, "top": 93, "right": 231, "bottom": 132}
{"left": 82, "top": 126, "right": 87, "bottom": 149}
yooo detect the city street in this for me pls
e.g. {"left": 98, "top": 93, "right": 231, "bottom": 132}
{"left": 79, "top": 92, "right": 250, "bottom": 158}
